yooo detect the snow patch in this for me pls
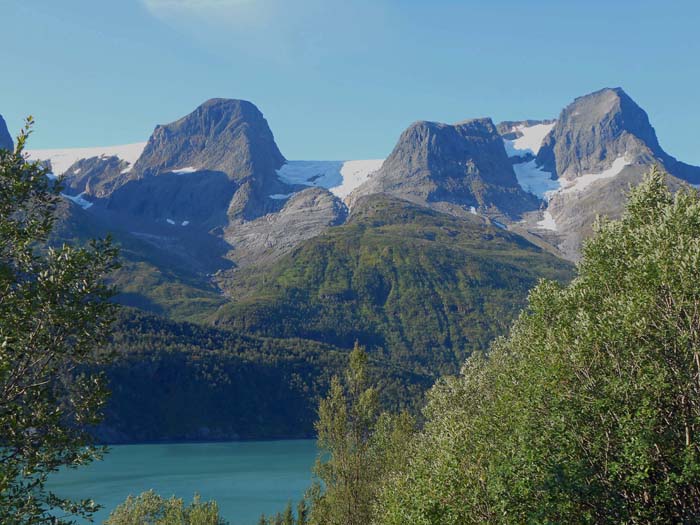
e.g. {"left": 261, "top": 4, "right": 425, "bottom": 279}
{"left": 171, "top": 166, "right": 197, "bottom": 174}
{"left": 504, "top": 122, "right": 555, "bottom": 157}
{"left": 333, "top": 159, "right": 384, "bottom": 198}
{"left": 181, "top": 220, "right": 190, "bottom": 226}
{"left": 166, "top": 219, "right": 175, "bottom": 225}
{"left": 558, "top": 156, "right": 631, "bottom": 195}
{"left": 61, "top": 192, "right": 93, "bottom": 210}
{"left": 536, "top": 211, "right": 557, "bottom": 231}
{"left": 469, "top": 206, "right": 477, "bottom": 215}
{"left": 27, "top": 142, "right": 147, "bottom": 177}
{"left": 513, "top": 160, "right": 560, "bottom": 199}
{"left": 269, "top": 193, "right": 294, "bottom": 200}
{"left": 276, "top": 159, "right": 384, "bottom": 199}
{"left": 277, "top": 160, "right": 344, "bottom": 188}
{"left": 492, "top": 220, "right": 507, "bottom": 230}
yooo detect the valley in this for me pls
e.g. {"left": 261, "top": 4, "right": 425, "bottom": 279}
{"left": 12, "top": 86, "right": 700, "bottom": 443}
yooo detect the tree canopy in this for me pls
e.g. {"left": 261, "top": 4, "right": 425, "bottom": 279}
{"left": 375, "top": 169, "right": 700, "bottom": 524}
{"left": 0, "top": 121, "right": 119, "bottom": 524}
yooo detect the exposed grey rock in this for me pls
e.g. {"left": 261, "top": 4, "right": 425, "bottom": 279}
{"left": 133, "top": 98, "right": 290, "bottom": 220}
{"left": 351, "top": 117, "right": 540, "bottom": 220}
{"left": 523, "top": 87, "right": 700, "bottom": 261}
{"left": 62, "top": 155, "right": 132, "bottom": 198}
{"left": 134, "top": 98, "right": 284, "bottom": 179}
{"left": 0, "top": 115, "right": 13, "bottom": 151}
{"left": 537, "top": 87, "right": 700, "bottom": 184}
{"left": 105, "top": 170, "right": 237, "bottom": 230}
{"left": 543, "top": 165, "right": 691, "bottom": 261}
{"left": 49, "top": 98, "right": 350, "bottom": 280}
{"left": 225, "top": 187, "right": 347, "bottom": 267}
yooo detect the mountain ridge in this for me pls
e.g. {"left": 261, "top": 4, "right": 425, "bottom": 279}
{"left": 349, "top": 117, "right": 540, "bottom": 220}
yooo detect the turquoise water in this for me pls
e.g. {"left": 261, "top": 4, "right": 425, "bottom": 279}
{"left": 47, "top": 440, "right": 317, "bottom": 525}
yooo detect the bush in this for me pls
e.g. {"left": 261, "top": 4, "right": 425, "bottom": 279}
{"left": 376, "top": 169, "right": 700, "bottom": 524}
{"left": 105, "top": 490, "right": 227, "bottom": 525}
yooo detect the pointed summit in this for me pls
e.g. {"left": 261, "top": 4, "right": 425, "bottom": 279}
{"left": 134, "top": 98, "right": 285, "bottom": 180}
{"left": 537, "top": 87, "right": 700, "bottom": 184}
{"left": 0, "top": 115, "right": 13, "bottom": 151}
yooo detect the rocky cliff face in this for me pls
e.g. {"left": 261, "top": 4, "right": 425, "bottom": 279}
{"left": 134, "top": 98, "right": 285, "bottom": 180}
{"left": 521, "top": 87, "right": 700, "bottom": 261}
{"left": 0, "top": 115, "right": 13, "bottom": 151}
{"left": 351, "top": 118, "right": 539, "bottom": 220}
{"left": 224, "top": 187, "right": 348, "bottom": 267}
{"left": 132, "top": 98, "right": 290, "bottom": 220}
{"left": 537, "top": 87, "right": 700, "bottom": 184}
{"left": 88, "top": 98, "right": 296, "bottom": 230}
{"left": 62, "top": 155, "right": 133, "bottom": 198}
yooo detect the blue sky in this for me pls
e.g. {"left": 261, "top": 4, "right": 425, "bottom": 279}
{"left": 3, "top": 0, "right": 699, "bottom": 162}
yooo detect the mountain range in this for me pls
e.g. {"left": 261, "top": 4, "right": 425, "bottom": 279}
{"left": 5, "top": 86, "right": 698, "bottom": 441}
{"left": 20, "top": 87, "right": 698, "bottom": 268}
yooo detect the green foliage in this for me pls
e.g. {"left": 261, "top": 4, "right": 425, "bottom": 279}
{"left": 282, "top": 501, "right": 294, "bottom": 525}
{"left": 50, "top": 203, "right": 227, "bottom": 324}
{"left": 215, "top": 196, "right": 573, "bottom": 377}
{"left": 296, "top": 499, "right": 308, "bottom": 525}
{"left": 104, "top": 490, "right": 226, "bottom": 525}
{"left": 0, "top": 121, "right": 120, "bottom": 523}
{"left": 308, "top": 343, "right": 414, "bottom": 525}
{"left": 375, "top": 169, "right": 700, "bottom": 524}
{"left": 95, "top": 308, "right": 431, "bottom": 442}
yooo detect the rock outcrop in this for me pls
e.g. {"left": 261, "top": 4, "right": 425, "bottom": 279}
{"left": 525, "top": 87, "right": 700, "bottom": 261}
{"left": 537, "top": 87, "right": 700, "bottom": 184}
{"left": 133, "top": 98, "right": 290, "bottom": 220}
{"left": 225, "top": 187, "right": 348, "bottom": 267}
{"left": 351, "top": 118, "right": 539, "bottom": 220}
{"left": 0, "top": 115, "right": 13, "bottom": 151}
{"left": 62, "top": 155, "right": 133, "bottom": 198}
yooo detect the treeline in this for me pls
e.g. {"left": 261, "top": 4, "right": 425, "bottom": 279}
{"left": 252, "top": 170, "right": 700, "bottom": 524}
{"left": 213, "top": 194, "right": 573, "bottom": 377}
{"left": 4, "top": 124, "right": 700, "bottom": 524}
{"left": 96, "top": 308, "right": 432, "bottom": 442}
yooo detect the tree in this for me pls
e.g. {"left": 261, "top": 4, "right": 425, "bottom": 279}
{"left": 376, "top": 169, "right": 700, "bottom": 523}
{"left": 104, "top": 490, "right": 227, "bottom": 525}
{"left": 0, "top": 120, "right": 120, "bottom": 523}
{"left": 282, "top": 501, "right": 294, "bottom": 525}
{"left": 296, "top": 499, "right": 308, "bottom": 525}
{"left": 257, "top": 513, "right": 268, "bottom": 525}
{"left": 308, "top": 342, "right": 414, "bottom": 525}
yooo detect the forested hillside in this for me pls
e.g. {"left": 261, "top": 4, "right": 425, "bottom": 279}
{"left": 97, "top": 309, "right": 433, "bottom": 442}
{"left": 81, "top": 194, "right": 572, "bottom": 441}
{"left": 214, "top": 195, "right": 573, "bottom": 376}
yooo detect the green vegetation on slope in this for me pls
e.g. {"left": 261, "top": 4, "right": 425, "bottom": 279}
{"left": 51, "top": 183, "right": 574, "bottom": 442}
{"left": 0, "top": 122, "right": 118, "bottom": 524}
{"left": 373, "top": 170, "right": 700, "bottom": 523}
{"left": 214, "top": 195, "right": 573, "bottom": 376}
{"left": 83, "top": 195, "right": 573, "bottom": 442}
{"left": 98, "top": 308, "right": 432, "bottom": 442}
{"left": 51, "top": 199, "right": 228, "bottom": 323}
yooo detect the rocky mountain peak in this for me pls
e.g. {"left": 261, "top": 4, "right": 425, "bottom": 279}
{"left": 99, "top": 98, "right": 292, "bottom": 221}
{"left": 0, "top": 115, "right": 13, "bottom": 151}
{"left": 536, "top": 87, "right": 700, "bottom": 184}
{"left": 351, "top": 116, "right": 538, "bottom": 219}
{"left": 133, "top": 98, "right": 285, "bottom": 181}
{"left": 536, "top": 88, "right": 657, "bottom": 179}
